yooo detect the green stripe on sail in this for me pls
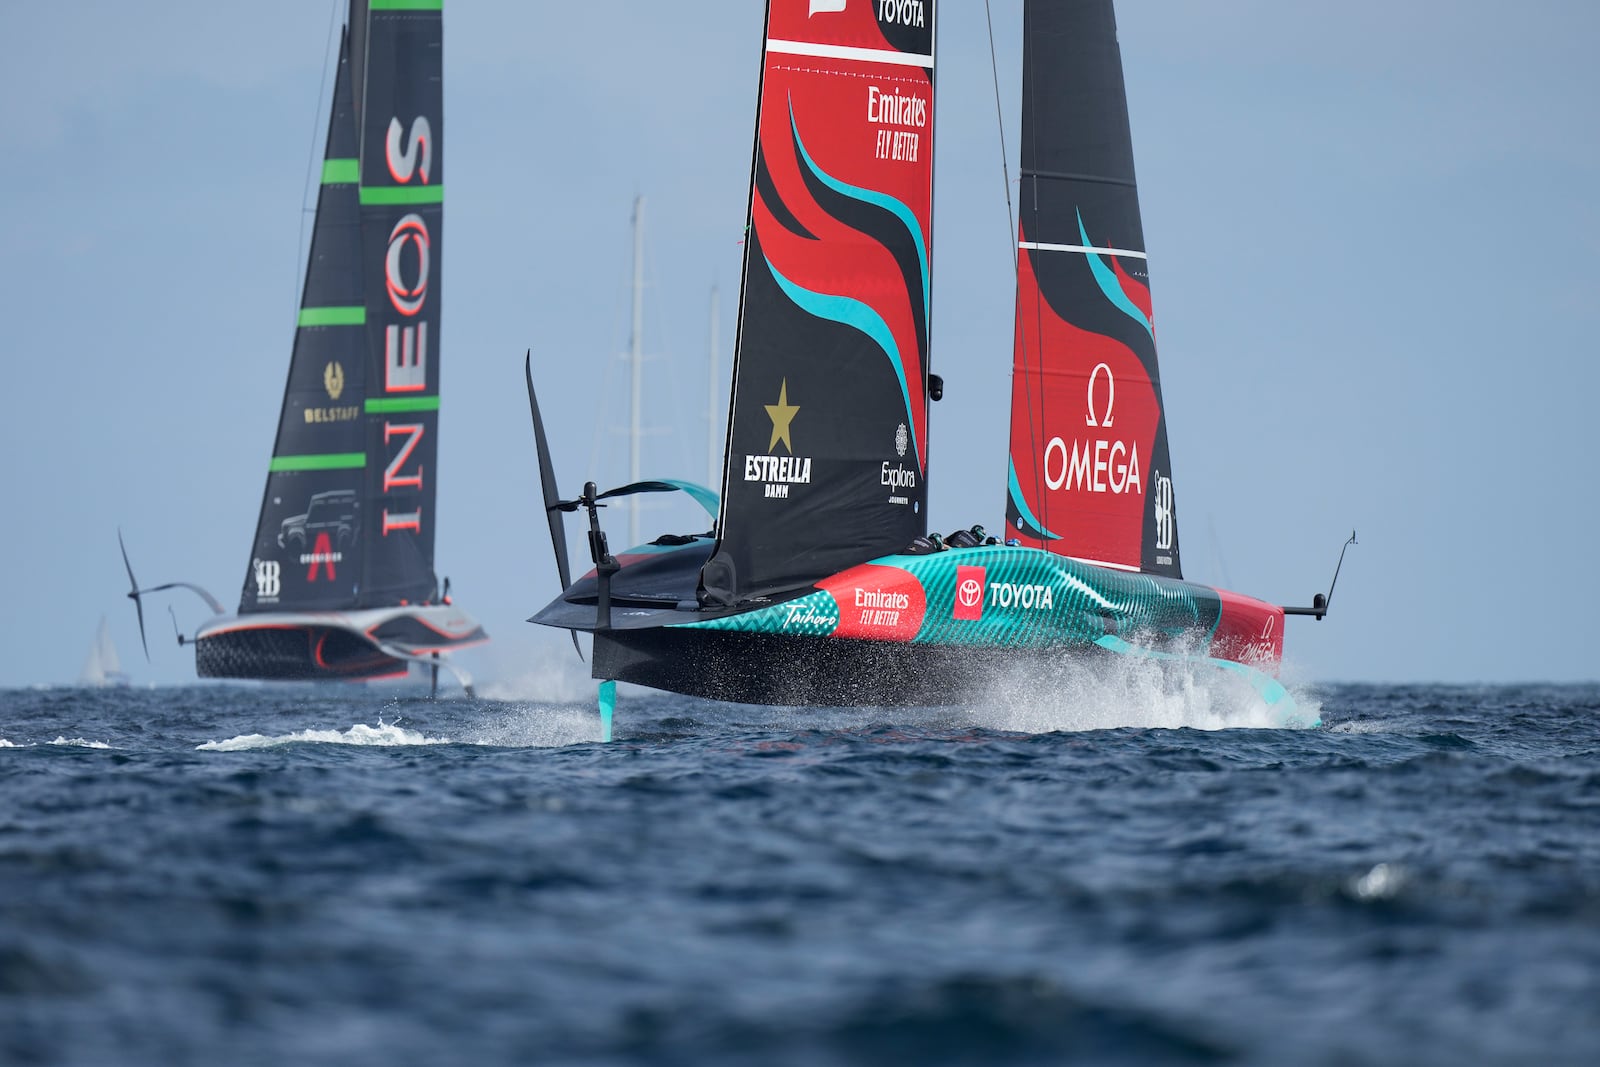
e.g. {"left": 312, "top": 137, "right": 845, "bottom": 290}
{"left": 321, "top": 158, "right": 359, "bottom": 184}
{"left": 269, "top": 453, "right": 366, "bottom": 472}
{"left": 298, "top": 306, "right": 365, "bottom": 327}
{"left": 359, "top": 184, "right": 444, "bottom": 206}
{"left": 370, "top": 0, "right": 442, "bottom": 9}
{"left": 365, "top": 395, "right": 441, "bottom": 414}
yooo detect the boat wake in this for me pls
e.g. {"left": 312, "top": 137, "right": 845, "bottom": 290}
{"left": 48, "top": 737, "right": 114, "bottom": 749}
{"left": 197, "top": 708, "right": 602, "bottom": 751}
{"left": 961, "top": 653, "right": 1322, "bottom": 733}
{"left": 197, "top": 721, "right": 451, "bottom": 751}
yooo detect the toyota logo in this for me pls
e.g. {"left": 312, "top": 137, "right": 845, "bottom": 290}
{"left": 957, "top": 577, "right": 982, "bottom": 609}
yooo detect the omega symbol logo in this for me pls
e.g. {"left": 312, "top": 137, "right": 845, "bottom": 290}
{"left": 385, "top": 214, "right": 431, "bottom": 317}
{"left": 957, "top": 578, "right": 983, "bottom": 609}
{"left": 253, "top": 559, "right": 281, "bottom": 598}
{"left": 1086, "top": 363, "right": 1116, "bottom": 428}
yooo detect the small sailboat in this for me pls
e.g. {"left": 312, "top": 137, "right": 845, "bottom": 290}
{"left": 124, "top": 0, "right": 485, "bottom": 693}
{"left": 79, "top": 617, "right": 131, "bottom": 688}
{"left": 526, "top": 0, "right": 1347, "bottom": 732}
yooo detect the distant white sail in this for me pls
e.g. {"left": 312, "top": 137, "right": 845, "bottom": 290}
{"left": 80, "top": 617, "right": 129, "bottom": 687}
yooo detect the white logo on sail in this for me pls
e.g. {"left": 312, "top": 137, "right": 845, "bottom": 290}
{"left": 1153, "top": 471, "right": 1174, "bottom": 550}
{"left": 895, "top": 422, "right": 908, "bottom": 458}
{"left": 385, "top": 214, "right": 431, "bottom": 317}
{"left": 877, "top": 0, "right": 925, "bottom": 29}
{"left": 386, "top": 116, "right": 433, "bottom": 185}
{"left": 253, "top": 559, "right": 281, "bottom": 599}
{"left": 1042, "top": 363, "right": 1142, "bottom": 496}
{"left": 809, "top": 0, "right": 847, "bottom": 14}
{"left": 385, "top": 214, "right": 431, "bottom": 392}
{"left": 1086, "top": 363, "right": 1115, "bottom": 428}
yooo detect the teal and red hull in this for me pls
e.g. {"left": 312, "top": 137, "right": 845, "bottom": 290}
{"left": 535, "top": 540, "right": 1285, "bottom": 708}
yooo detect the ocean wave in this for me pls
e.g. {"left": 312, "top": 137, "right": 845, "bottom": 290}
{"left": 197, "top": 721, "right": 452, "bottom": 751}
{"left": 47, "top": 737, "right": 112, "bottom": 749}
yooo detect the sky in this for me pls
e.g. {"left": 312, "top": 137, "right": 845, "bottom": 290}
{"left": 4, "top": 1, "right": 1597, "bottom": 689}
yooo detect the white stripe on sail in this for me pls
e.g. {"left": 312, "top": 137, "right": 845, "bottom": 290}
{"left": 767, "top": 38, "right": 934, "bottom": 68}
{"left": 1067, "top": 554, "right": 1143, "bottom": 573}
{"left": 1020, "top": 241, "right": 1147, "bottom": 260}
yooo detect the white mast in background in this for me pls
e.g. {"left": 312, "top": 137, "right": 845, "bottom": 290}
{"left": 629, "top": 196, "right": 645, "bottom": 546}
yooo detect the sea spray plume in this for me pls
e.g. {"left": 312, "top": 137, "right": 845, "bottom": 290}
{"left": 963, "top": 648, "right": 1321, "bottom": 734}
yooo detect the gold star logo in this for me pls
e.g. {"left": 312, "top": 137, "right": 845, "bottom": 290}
{"left": 323, "top": 360, "right": 345, "bottom": 401}
{"left": 764, "top": 379, "right": 800, "bottom": 453}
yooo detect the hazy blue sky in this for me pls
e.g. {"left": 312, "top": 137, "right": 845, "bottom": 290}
{"left": 5, "top": 1, "right": 1596, "bottom": 688}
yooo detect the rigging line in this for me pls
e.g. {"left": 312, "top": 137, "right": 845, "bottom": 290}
{"left": 293, "top": 0, "right": 342, "bottom": 324}
{"left": 988, "top": 0, "right": 1047, "bottom": 544}
{"left": 983, "top": 0, "right": 1016, "bottom": 274}
{"left": 1022, "top": 15, "right": 1049, "bottom": 547}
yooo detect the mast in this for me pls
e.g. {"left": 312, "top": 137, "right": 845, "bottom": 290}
{"left": 629, "top": 196, "right": 644, "bottom": 546}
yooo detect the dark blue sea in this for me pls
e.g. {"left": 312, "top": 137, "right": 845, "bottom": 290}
{"left": 3, "top": 674, "right": 1597, "bottom": 1066}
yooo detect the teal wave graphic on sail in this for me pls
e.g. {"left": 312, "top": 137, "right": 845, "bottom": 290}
{"left": 1078, "top": 210, "right": 1154, "bottom": 340}
{"left": 790, "top": 107, "right": 930, "bottom": 325}
{"left": 763, "top": 257, "right": 923, "bottom": 470}
{"left": 1008, "top": 458, "right": 1062, "bottom": 541}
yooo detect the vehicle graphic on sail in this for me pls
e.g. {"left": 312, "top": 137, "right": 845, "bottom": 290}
{"left": 123, "top": 0, "right": 485, "bottom": 694}
{"left": 526, "top": 0, "right": 1348, "bottom": 734}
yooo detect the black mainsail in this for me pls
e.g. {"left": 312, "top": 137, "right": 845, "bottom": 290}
{"left": 240, "top": 0, "right": 445, "bottom": 615}
{"left": 241, "top": 27, "right": 369, "bottom": 614}
{"left": 115, "top": 0, "right": 491, "bottom": 689}
{"left": 698, "top": 0, "right": 938, "bottom": 607}
{"left": 356, "top": 0, "right": 445, "bottom": 608}
{"left": 1004, "top": 0, "right": 1184, "bottom": 578}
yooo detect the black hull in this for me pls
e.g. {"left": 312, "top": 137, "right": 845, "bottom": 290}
{"left": 195, "top": 626, "right": 406, "bottom": 682}
{"left": 593, "top": 628, "right": 1095, "bottom": 708}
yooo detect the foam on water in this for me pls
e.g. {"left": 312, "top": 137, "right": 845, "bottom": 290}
{"left": 963, "top": 652, "right": 1321, "bottom": 733}
{"left": 1329, "top": 720, "right": 1391, "bottom": 735}
{"left": 47, "top": 737, "right": 113, "bottom": 749}
{"left": 0, "top": 738, "right": 18, "bottom": 748}
{"left": 197, "top": 721, "right": 452, "bottom": 751}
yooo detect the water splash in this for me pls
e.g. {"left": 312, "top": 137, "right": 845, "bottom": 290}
{"left": 474, "top": 647, "right": 594, "bottom": 704}
{"left": 47, "top": 737, "right": 113, "bottom": 749}
{"left": 0, "top": 738, "right": 19, "bottom": 748}
{"left": 1349, "top": 862, "right": 1407, "bottom": 901}
{"left": 197, "top": 721, "right": 451, "bottom": 751}
{"left": 454, "top": 704, "right": 606, "bottom": 748}
{"left": 963, "top": 651, "right": 1321, "bottom": 733}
